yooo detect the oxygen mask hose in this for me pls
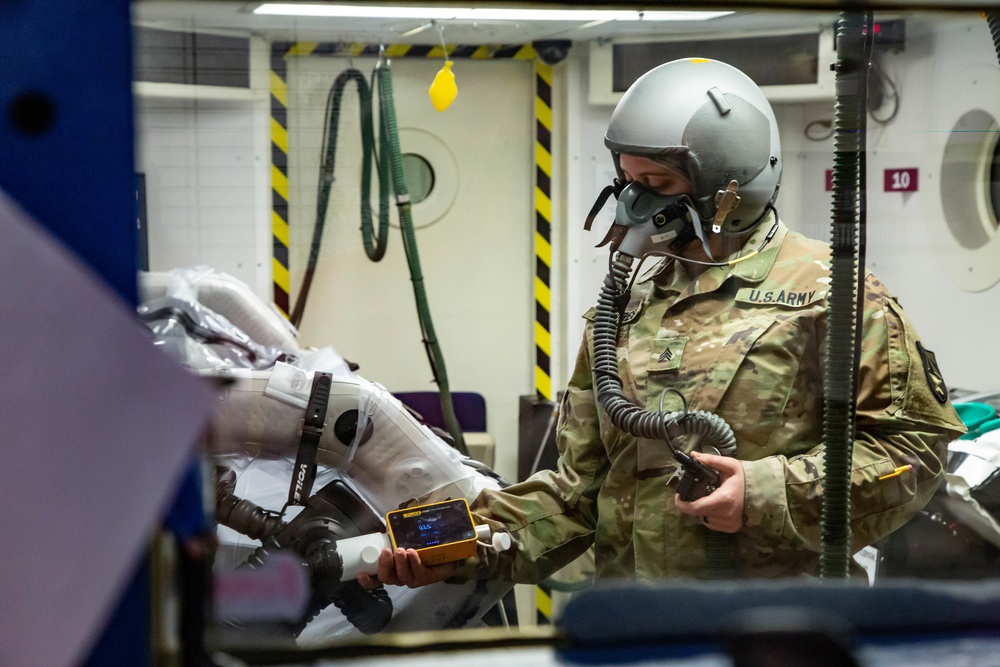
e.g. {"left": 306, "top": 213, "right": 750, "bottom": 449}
{"left": 592, "top": 252, "right": 737, "bottom": 578}
{"left": 592, "top": 253, "right": 736, "bottom": 452}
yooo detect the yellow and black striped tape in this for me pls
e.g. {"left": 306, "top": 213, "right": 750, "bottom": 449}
{"left": 534, "top": 60, "right": 553, "bottom": 403}
{"left": 269, "top": 41, "right": 536, "bottom": 316}
{"left": 536, "top": 581, "right": 553, "bottom": 625}
{"left": 277, "top": 41, "right": 535, "bottom": 61}
{"left": 270, "top": 41, "right": 293, "bottom": 317}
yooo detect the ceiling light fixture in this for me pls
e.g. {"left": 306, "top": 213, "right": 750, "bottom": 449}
{"left": 253, "top": 4, "right": 732, "bottom": 22}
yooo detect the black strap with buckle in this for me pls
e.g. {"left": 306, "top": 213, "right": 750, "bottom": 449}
{"left": 287, "top": 371, "right": 333, "bottom": 506}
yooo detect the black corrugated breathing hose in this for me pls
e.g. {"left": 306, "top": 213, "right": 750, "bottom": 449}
{"left": 215, "top": 468, "right": 393, "bottom": 635}
{"left": 215, "top": 467, "right": 284, "bottom": 541}
{"left": 592, "top": 255, "right": 737, "bottom": 452}
{"left": 592, "top": 253, "right": 737, "bottom": 577}
{"left": 820, "top": 12, "right": 873, "bottom": 579}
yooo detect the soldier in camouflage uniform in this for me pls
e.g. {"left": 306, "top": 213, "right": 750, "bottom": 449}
{"left": 362, "top": 59, "right": 965, "bottom": 588}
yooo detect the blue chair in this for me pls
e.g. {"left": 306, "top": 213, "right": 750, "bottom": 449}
{"left": 393, "top": 391, "right": 487, "bottom": 433}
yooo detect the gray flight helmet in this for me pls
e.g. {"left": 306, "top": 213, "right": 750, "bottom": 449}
{"left": 605, "top": 58, "right": 782, "bottom": 236}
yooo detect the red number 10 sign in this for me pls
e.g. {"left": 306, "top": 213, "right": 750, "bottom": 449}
{"left": 884, "top": 168, "right": 918, "bottom": 192}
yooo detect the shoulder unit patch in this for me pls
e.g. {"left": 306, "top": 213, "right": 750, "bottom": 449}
{"left": 916, "top": 340, "right": 948, "bottom": 404}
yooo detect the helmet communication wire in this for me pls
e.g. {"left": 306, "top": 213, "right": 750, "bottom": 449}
{"left": 646, "top": 205, "right": 780, "bottom": 269}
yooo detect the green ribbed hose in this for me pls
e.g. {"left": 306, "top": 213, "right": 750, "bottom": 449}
{"left": 376, "top": 63, "right": 468, "bottom": 456}
{"left": 820, "top": 12, "right": 872, "bottom": 579}
{"left": 290, "top": 68, "right": 390, "bottom": 328}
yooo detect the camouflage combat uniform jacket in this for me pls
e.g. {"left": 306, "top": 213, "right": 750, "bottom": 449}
{"left": 470, "top": 217, "right": 965, "bottom": 581}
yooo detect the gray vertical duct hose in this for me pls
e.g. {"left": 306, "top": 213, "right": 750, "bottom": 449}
{"left": 819, "top": 8, "right": 1000, "bottom": 579}
{"left": 821, "top": 12, "right": 872, "bottom": 579}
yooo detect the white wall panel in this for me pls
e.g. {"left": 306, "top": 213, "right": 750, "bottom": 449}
{"left": 285, "top": 56, "right": 535, "bottom": 480}
{"left": 861, "top": 16, "right": 1000, "bottom": 393}
{"left": 135, "top": 94, "right": 269, "bottom": 300}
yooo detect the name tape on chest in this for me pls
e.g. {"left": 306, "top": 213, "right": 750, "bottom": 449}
{"left": 736, "top": 287, "right": 825, "bottom": 308}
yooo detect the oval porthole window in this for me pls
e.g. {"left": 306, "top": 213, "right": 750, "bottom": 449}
{"left": 989, "top": 133, "right": 1000, "bottom": 232}
{"left": 937, "top": 107, "right": 1000, "bottom": 291}
{"left": 941, "top": 109, "right": 999, "bottom": 250}
{"left": 401, "top": 153, "right": 435, "bottom": 204}
{"left": 394, "top": 127, "right": 458, "bottom": 229}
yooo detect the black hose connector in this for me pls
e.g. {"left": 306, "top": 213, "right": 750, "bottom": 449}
{"left": 215, "top": 467, "right": 285, "bottom": 542}
{"left": 241, "top": 538, "right": 284, "bottom": 571}
{"left": 305, "top": 539, "right": 345, "bottom": 587}
{"left": 241, "top": 537, "right": 391, "bottom": 637}
{"left": 328, "top": 581, "right": 394, "bottom": 635}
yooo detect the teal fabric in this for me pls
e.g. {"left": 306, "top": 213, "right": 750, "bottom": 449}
{"left": 955, "top": 402, "right": 1000, "bottom": 440}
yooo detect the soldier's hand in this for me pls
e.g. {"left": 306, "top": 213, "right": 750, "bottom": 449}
{"left": 673, "top": 452, "right": 745, "bottom": 533}
{"left": 357, "top": 547, "right": 459, "bottom": 589}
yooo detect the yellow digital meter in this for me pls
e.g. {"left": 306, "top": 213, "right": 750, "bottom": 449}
{"left": 385, "top": 498, "right": 479, "bottom": 566}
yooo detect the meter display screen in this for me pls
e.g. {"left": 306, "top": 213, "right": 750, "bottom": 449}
{"left": 387, "top": 499, "right": 476, "bottom": 550}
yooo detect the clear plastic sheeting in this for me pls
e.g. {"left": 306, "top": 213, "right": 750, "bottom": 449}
{"left": 139, "top": 267, "right": 299, "bottom": 350}
{"left": 339, "top": 377, "right": 501, "bottom": 512}
{"left": 136, "top": 265, "right": 509, "bottom": 641}
{"left": 945, "top": 431, "right": 1000, "bottom": 549}
{"left": 140, "top": 294, "right": 290, "bottom": 371}
{"left": 139, "top": 267, "right": 299, "bottom": 371}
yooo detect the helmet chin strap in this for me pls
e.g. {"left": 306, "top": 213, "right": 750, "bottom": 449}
{"left": 687, "top": 205, "right": 716, "bottom": 263}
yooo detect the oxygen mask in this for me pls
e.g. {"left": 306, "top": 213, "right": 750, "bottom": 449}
{"left": 594, "top": 181, "right": 713, "bottom": 261}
